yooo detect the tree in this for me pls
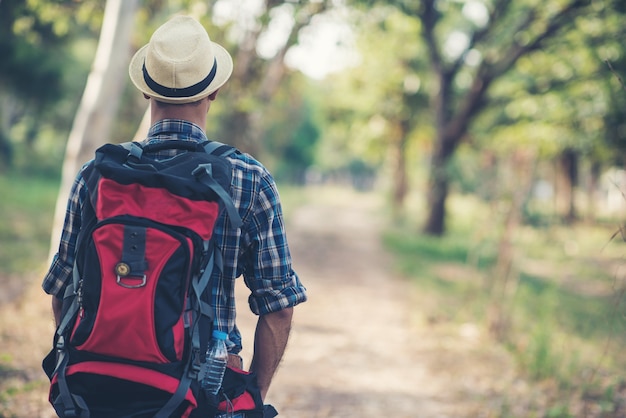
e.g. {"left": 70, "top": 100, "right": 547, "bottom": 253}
{"left": 420, "top": 0, "right": 597, "bottom": 234}
{"left": 352, "top": 0, "right": 599, "bottom": 234}
{"left": 472, "top": 0, "right": 626, "bottom": 223}
{"left": 49, "top": 0, "right": 139, "bottom": 259}
{"left": 319, "top": 7, "right": 430, "bottom": 205}
{"left": 206, "top": 0, "right": 332, "bottom": 156}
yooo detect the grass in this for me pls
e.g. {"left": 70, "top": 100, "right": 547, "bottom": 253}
{"left": 0, "top": 174, "right": 59, "bottom": 276}
{"left": 383, "top": 194, "right": 626, "bottom": 414}
{"left": 0, "top": 173, "right": 60, "bottom": 417}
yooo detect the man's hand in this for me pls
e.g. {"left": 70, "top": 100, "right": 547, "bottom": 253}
{"left": 249, "top": 307, "right": 293, "bottom": 401}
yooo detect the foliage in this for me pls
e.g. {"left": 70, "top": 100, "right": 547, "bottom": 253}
{"left": 195, "top": 0, "right": 335, "bottom": 157}
{"left": 476, "top": 0, "right": 626, "bottom": 166}
{"left": 345, "top": 0, "right": 626, "bottom": 235}
{"left": 316, "top": 6, "right": 430, "bottom": 192}
{"left": 383, "top": 193, "right": 626, "bottom": 413}
{"left": 262, "top": 84, "right": 321, "bottom": 184}
{"left": 0, "top": 0, "right": 104, "bottom": 172}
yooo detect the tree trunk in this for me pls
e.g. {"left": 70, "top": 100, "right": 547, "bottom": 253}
{"left": 423, "top": 131, "right": 455, "bottom": 236}
{"left": 48, "top": 0, "right": 139, "bottom": 260}
{"left": 0, "top": 94, "right": 19, "bottom": 172}
{"left": 586, "top": 160, "right": 601, "bottom": 222}
{"left": 391, "top": 120, "right": 410, "bottom": 217}
{"left": 560, "top": 148, "right": 579, "bottom": 223}
{"left": 422, "top": 65, "right": 461, "bottom": 236}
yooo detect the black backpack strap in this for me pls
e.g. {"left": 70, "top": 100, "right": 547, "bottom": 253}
{"left": 51, "top": 275, "right": 90, "bottom": 417}
{"left": 192, "top": 164, "right": 242, "bottom": 229}
{"left": 119, "top": 141, "right": 144, "bottom": 159}
{"left": 51, "top": 255, "right": 92, "bottom": 417}
{"left": 154, "top": 364, "right": 195, "bottom": 418}
{"left": 122, "top": 139, "right": 233, "bottom": 156}
{"left": 203, "top": 140, "right": 237, "bottom": 157}
{"left": 140, "top": 139, "right": 206, "bottom": 153}
{"left": 199, "top": 140, "right": 242, "bottom": 229}
{"left": 51, "top": 335, "right": 90, "bottom": 418}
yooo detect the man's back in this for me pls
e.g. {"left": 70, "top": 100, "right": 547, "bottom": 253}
{"left": 43, "top": 15, "right": 306, "bottom": 418}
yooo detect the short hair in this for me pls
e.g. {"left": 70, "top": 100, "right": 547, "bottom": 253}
{"left": 153, "top": 98, "right": 204, "bottom": 108}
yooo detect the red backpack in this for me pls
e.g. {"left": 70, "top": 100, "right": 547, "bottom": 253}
{"left": 43, "top": 140, "right": 269, "bottom": 418}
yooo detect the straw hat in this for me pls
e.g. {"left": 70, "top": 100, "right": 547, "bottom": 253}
{"left": 129, "top": 15, "right": 233, "bottom": 104}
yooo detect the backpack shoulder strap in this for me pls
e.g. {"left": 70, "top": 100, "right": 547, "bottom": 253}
{"left": 203, "top": 140, "right": 237, "bottom": 158}
{"left": 197, "top": 141, "right": 242, "bottom": 228}
{"left": 121, "top": 139, "right": 232, "bottom": 157}
{"left": 119, "top": 141, "right": 144, "bottom": 159}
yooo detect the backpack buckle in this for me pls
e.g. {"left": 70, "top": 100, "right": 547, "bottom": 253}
{"left": 116, "top": 274, "right": 147, "bottom": 288}
{"left": 192, "top": 163, "right": 213, "bottom": 177}
{"left": 56, "top": 335, "right": 66, "bottom": 350}
{"left": 189, "top": 348, "right": 202, "bottom": 379}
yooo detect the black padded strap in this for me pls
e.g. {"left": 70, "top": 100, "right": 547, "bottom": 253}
{"left": 119, "top": 142, "right": 144, "bottom": 160}
{"left": 193, "top": 164, "right": 242, "bottom": 229}
{"left": 52, "top": 336, "right": 90, "bottom": 418}
{"left": 203, "top": 140, "right": 236, "bottom": 157}
{"left": 153, "top": 366, "right": 193, "bottom": 418}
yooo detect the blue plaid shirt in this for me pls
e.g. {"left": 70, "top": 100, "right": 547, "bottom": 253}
{"left": 42, "top": 119, "right": 307, "bottom": 353}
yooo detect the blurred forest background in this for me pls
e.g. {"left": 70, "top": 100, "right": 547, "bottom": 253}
{"left": 2, "top": 0, "right": 626, "bottom": 416}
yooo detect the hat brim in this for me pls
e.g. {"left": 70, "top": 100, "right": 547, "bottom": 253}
{"left": 128, "top": 41, "right": 233, "bottom": 104}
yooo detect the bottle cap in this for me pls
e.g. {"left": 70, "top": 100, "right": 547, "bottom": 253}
{"left": 212, "top": 330, "right": 228, "bottom": 340}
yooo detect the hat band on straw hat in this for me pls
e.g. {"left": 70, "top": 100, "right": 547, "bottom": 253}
{"left": 142, "top": 58, "right": 218, "bottom": 98}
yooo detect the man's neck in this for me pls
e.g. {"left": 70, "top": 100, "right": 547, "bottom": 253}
{"left": 149, "top": 98, "right": 210, "bottom": 129}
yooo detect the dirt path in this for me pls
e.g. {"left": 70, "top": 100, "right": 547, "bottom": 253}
{"left": 0, "top": 186, "right": 521, "bottom": 417}
{"left": 233, "top": 187, "right": 518, "bottom": 417}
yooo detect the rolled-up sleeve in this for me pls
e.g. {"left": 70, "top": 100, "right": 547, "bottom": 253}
{"left": 244, "top": 172, "right": 307, "bottom": 315}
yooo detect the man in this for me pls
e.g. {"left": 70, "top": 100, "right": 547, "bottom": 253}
{"left": 43, "top": 14, "right": 307, "bottom": 405}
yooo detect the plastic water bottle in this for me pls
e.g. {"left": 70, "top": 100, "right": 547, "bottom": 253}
{"left": 202, "top": 330, "right": 228, "bottom": 395}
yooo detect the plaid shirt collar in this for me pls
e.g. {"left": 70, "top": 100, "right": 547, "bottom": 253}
{"left": 143, "top": 119, "right": 208, "bottom": 146}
